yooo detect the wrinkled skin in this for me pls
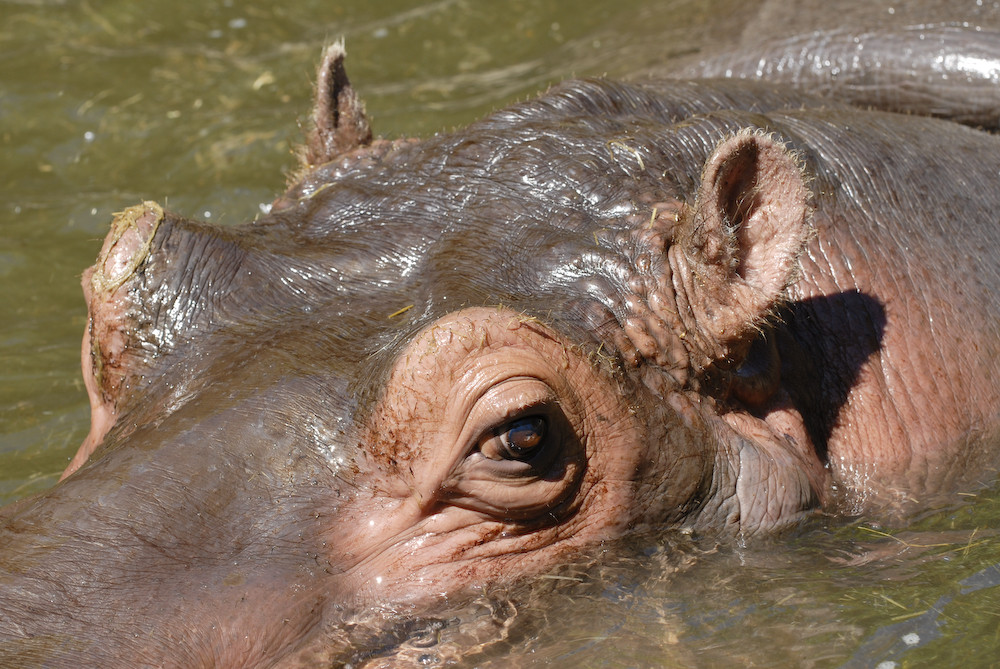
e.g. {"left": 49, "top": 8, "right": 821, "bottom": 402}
{"left": 5, "top": 15, "right": 1000, "bottom": 669}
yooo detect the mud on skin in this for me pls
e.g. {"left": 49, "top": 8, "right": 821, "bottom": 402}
{"left": 5, "top": 21, "right": 1000, "bottom": 668}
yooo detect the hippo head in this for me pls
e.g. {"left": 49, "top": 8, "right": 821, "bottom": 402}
{"left": 0, "top": 46, "right": 821, "bottom": 665}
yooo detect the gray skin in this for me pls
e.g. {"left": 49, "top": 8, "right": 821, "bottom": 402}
{"left": 661, "top": 0, "right": 1000, "bottom": 128}
{"left": 4, "top": 25, "right": 1000, "bottom": 669}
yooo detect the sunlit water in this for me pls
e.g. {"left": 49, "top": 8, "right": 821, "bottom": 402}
{"left": 2, "top": 1, "right": 1000, "bottom": 666}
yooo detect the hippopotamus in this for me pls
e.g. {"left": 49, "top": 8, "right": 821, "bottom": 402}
{"left": 4, "top": 19, "right": 1000, "bottom": 666}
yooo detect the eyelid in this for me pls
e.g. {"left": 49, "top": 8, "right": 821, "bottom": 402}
{"left": 459, "top": 377, "right": 559, "bottom": 455}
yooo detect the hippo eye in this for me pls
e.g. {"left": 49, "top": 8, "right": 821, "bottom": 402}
{"left": 477, "top": 411, "right": 561, "bottom": 479}
{"left": 440, "top": 380, "right": 586, "bottom": 520}
{"left": 496, "top": 416, "right": 546, "bottom": 460}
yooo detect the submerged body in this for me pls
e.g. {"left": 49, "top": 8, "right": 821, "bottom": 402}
{"left": 3, "top": 18, "right": 1000, "bottom": 669}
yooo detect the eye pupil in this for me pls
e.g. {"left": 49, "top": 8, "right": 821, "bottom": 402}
{"left": 502, "top": 416, "right": 546, "bottom": 458}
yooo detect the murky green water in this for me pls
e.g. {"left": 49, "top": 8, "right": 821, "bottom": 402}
{"left": 2, "top": 1, "right": 999, "bottom": 666}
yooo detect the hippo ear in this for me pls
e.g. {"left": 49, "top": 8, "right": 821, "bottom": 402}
{"left": 675, "top": 130, "right": 810, "bottom": 367}
{"left": 300, "top": 41, "right": 373, "bottom": 168}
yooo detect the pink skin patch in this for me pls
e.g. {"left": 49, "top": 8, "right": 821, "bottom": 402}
{"left": 330, "top": 307, "right": 656, "bottom": 601}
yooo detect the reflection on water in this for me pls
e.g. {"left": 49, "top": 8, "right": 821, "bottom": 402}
{"left": 3, "top": 0, "right": 1000, "bottom": 665}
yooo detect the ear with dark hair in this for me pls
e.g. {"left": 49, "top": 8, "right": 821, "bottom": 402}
{"left": 301, "top": 41, "right": 372, "bottom": 169}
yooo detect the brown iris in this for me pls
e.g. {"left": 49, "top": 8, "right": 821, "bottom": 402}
{"left": 499, "top": 416, "right": 547, "bottom": 459}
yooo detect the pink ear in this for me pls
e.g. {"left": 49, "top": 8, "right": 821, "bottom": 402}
{"left": 680, "top": 130, "right": 811, "bottom": 360}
